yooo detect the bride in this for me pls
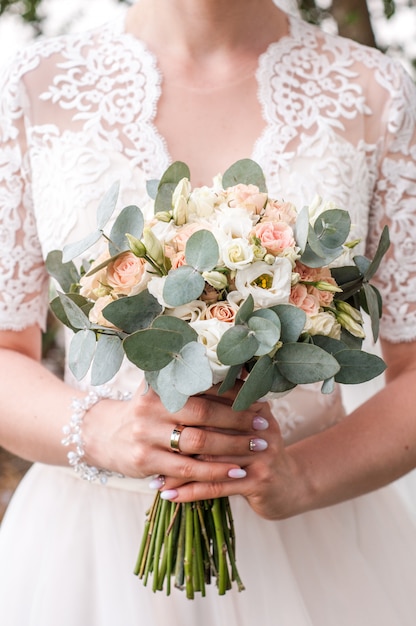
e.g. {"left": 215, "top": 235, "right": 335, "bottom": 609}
{"left": 0, "top": 0, "right": 416, "bottom": 624}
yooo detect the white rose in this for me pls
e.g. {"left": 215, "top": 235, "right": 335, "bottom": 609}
{"left": 214, "top": 206, "right": 254, "bottom": 238}
{"left": 187, "top": 187, "right": 218, "bottom": 219}
{"left": 234, "top": 258, "right": 292, "bottom": 308}
{"left": 304, "top": 311, "right": 341, "bottom": 339}
{"left": 221, "top": 237, "right": 254, "bottom": 270}
{"left": 189, "top": 319, "right": 232, "bottom": 383}
{"left": 166, "top": 300, "right": 207, "bottom": 322}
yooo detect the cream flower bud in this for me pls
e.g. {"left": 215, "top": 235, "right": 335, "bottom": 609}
{"left": 172, "top": 178, "right": 191, "bottom": 225}
{"left": 336, "top": 312, "right": 366, "bottom": 338}
{"left": 264, "top": 254, "right": 275, "bottom": 265}
{"left": 335, "top": 300, "right": 364, "bottom": 322}
{"left": 202, "top": 270, "right": 228, "bottom": 291}
{"left": 143, "top": 227, "right": 165, "bottom": 266}
{"left": 314, "top": 281, "right": 343, "bottom": 293}
{"left": 251, "top": 243, "right": 267, "bottom": 261}
{"left": 126, "top": 234, "right": 146, "bottom": 258}
{"left": 155, "top": 211, "right": 173, "bottom": 223}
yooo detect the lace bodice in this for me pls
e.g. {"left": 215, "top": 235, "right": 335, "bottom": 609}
{"left": 1, "top": 14, "right": 416, "bottom": 440}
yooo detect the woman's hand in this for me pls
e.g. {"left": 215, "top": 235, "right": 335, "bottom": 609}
{"left": 82, "top": 381, "right": 271, "bottom": 486}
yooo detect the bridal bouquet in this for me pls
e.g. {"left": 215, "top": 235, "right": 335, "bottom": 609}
{"left": 46, "top": 159, "right": 388, "bottom": 598}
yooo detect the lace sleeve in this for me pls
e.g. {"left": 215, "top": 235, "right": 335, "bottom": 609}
{"left": 367, "top": 61, "right": 416, "bottom": 343}
{"left": 0, "top": 56, "right": 49, "bottom": 332}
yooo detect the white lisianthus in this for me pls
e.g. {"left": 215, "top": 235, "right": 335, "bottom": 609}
{"left": 234, "top": 258, "right": 292, "bottom": 308}
{"left": 214, "top": 206, "right": 254, "bottom": 238}
{"left": 189, "top": 319, "right": 233, "bottom": 383}
{"left": 166, "top": 300, "right": 207, "bottom": 322}
{"left": 304, "top": 311, "right": 341, "bottom": 339}
{"left": 187, "top": 187, "right": 218, "bottom": 219}
{"left": 308, "top": 195, "right": 339, "bottom": 225}
{"left": 172, "top": 178, "right": 191, "bottom": 225}
{"left": 222, "top": 237, "right": 254, "bottom": 270}
{"left": 150, "top": 219, "right": 178, "bottom": 246}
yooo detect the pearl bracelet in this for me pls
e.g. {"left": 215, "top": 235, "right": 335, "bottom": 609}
{"left": 62, "top": 386, "right": 131, "bottom": 484}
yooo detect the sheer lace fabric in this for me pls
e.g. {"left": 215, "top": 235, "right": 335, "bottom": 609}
{"left": 1, "top": 15, "right": 416, "bottom": 340}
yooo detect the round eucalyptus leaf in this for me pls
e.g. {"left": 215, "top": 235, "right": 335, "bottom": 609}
{"left": 222, "top": 159, "right": 267, "bottom": 193}
{"left": 321, "top": 377, "right": 335, "bottom": 394}
{"left": 269, "top": 304, "right": 306, "bottom": 343}
{"left": 109, "top": 205, "right": 144, "bottom": 256}
{"left": 311, "top": 335, "right": 347, "bottom": 355}
{"left": 334, "top": 350, "right": 386, "bottom": 384}
{"left": 218, "top": 364, "right": 241, "bottom": 395}
{"left": 185, "top": 230, "right": 219, "bottom": 271}
{"left": 235, "top": 294, "right": 254, "bottom": 325}
{"left": 152, "top": 315, "right": 197, "bottom": 345}
{"left": 163, "top": 266, "right": 205, "bottom": 306}
{"left": 169, "top": 342, "right": 213, "bottom": 395}
{"left": 217, "top": 325, "right": 259, "bottom": 365}
{"left": 300, "top": 241, "right": 343, "bottom": 268}
{"left": 103, "top": 291, "right": 162, "bottom": 333}
{"left": 50, "top": 294, "right": 93, "bottom": 332}
{"left": 247, "top": 316, "right": 281, "bottom": 356}
{"left": 91, "top": 335, "right": 124, "bottom": 385}
{"left": 96, "top": 181, "right": 120, "bottom": 229}
{"left": 314, "top": 209, "right": 351, "bottom": 249}
{"left": 274, "top": 343, "right": 340, "bottom": 383}
{"left": 123, "top": 328, "right": 183, "bottom": 370}
{"left": 159, "top": 161, "right": 191, "bottom": 186}
{"left": 69, "top": 329, "right": 96, "bottom": 380}
{"left": 147, "top": 368, "right": 190, "bottom": 413}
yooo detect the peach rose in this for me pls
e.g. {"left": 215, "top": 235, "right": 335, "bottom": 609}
{"left": 106, "top": 252, "right": 146, "bottom": 295}
{"left": 167, "top": 223, "right": 203, "bottom": 253}
{"left": 251, "top": 221, "right": 295, "bottom": 256}
{"left": 308, "top": 283, "right": 336, "bottom": 307}
{"left": 89, "top": 295, "right": 118, "bottom": 328}
{"left": 290, "top": 283, "right": 320, "bottom": 316}
{"left": 227, "top": 183, "right": 268, "bottom": 215}
{"left": 170, "top": 251, "right": 187, "bottom": 270}
{"left": 262, "top": 200, "right": 297, "bottom": 225}
{"left": 294, "top": 262, "right": 332, "bottom": 283}
{"left": 79, "top": 251, "right": 111, "bottom": 300}
{"left": 205, "top": 302, "right": 236, "bottom": 323}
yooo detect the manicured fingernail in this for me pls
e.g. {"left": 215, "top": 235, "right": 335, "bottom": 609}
{"left": 149, "top": 476, "right": 165, "bottom": 490}
{"left": 252, "top": 416, "right": 269, "bottom": 431}
{"left": 228, "top": 468, "right": 247, "bottom": 479}
{"left": 249, "top": 438, "right": 268, "bottom": 452}
{"left": 160, "top": 489, "right": 178, "bottom": 501}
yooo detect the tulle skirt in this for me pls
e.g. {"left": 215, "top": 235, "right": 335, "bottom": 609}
{"left": 0, "top": 462, "right": 415, "bottom": 626}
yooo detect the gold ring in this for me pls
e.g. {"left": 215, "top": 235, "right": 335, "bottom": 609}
{"left": 170, "top": 425, "right": 186, "bottom": 453}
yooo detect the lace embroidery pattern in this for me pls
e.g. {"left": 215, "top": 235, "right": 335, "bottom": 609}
{"left": 0, "top": 17, "right": 416, "bottom": 344}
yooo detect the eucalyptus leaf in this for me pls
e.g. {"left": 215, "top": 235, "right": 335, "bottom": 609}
{"left": 123, "top": 328, "right": 184, "bottom": 370}
{"left": 232, "top": 355, "right": 275, "bottom": 411}
{"left": 152, "top": 315, "right": 197, "bottom": 345}
{"left": 217, "top": 325, "right": 259, "bottom": 365}
{"left": 96, "top": 181, "right": 120, "bottom": 229}
{"left": 294, "top": 206, "right": 310, "bottom": 253}
{"left": 361, "top": 225, "right": 390, "bottom": 282}
{"left": 185, "top": 230, "right": 219, "bottom": 271}
{"left": 50, "top": 294, "right": 93, "bottom": 331}
{"left": 218, "top": 364, "right": 241, "bottom": 395}
{"left": 146, "top": 179, "right": 160, "bottom": 200}
{"left": 314, "top": 209, "right": 351, "bottom": 249}
{"left": 146, "top": 369, "right": 190, "bottom": 413}
{"left": 91, "top": 334, "right": 124, "bottom": 385}
{"left": 321, "top": 378, "right": 335, "bottom": 394}
{"left": 84, "top": 251, "right": 122, "bottom": 277}
{"left": 300, "top": 240, "right": 343, "bottom": 268}
{"left": 154, "top": 183, "right": 179, "bottom": 214}
{"left": 109, "top": 205, "right": 144, "bottom": 256}
{"left": 362, "top": 282, "right": 381, "bottom": 342}
{"left": 334, "top": 349, "right": 386, "bottom": 384}
{"left": 103, "top": 291, "right": 162, "bottom": 333}
{"left": 269, "top": 304, "right": 306, "bottom": 343}
{"left": 234, "top": 294, "right": 254, "bottom": 325}
{"left": 46, "top": 250, "right": 80, "bottom": 292}
{"left": 62, "top": 230, "right": 102, "bottom": 263}
{"left": 163, "top": 266, "right": 205, "bottom": 306}
{"left": 58, "top": 292, "right": 91, "bottom": 330}
{"left": 274, "top": 343, "right": 340, "bottom": 383}
{"left": 353, "top": 255, "right": 371, "bottom": 276}
{"left": 166, "top": 342, "right": 213, "bottom": 396}
{"left": 222, "top": 158, "right": 267, "bottom": 193}
{"left": 154, "top": 162, "right": 191, "bottom": 213}
{"left": 311, "top": 335, "right": 348, "bottom": 355}
{"left": 269, "top": 367, "right": 297, "bottom": 393}
{"left": 340, "top": 327, "right": 363, "bottom": 349}
{"left": 247, "top": 316, "right": 281, "bottom": 356}
{"left": 68, "top": 329, "right": 96, "bottom": 380}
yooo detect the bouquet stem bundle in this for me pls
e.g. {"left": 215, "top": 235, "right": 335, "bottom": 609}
{"left": 135, "top": 493, "right": 244, "bottom": 598}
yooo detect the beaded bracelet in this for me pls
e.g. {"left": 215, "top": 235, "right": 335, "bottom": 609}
{"left": 62, "top": 386, "right": 131, "bottom": 484}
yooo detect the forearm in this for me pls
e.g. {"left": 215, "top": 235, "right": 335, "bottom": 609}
{"left": 290, "top": 369, "right": 416, "bottom": 514}
{"left": 0, "top": 347, "right": 98, "bottom": 465}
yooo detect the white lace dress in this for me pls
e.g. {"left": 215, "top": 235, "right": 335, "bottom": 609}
{"left": 1, "top": 14, "right": 416, "bottom": 626}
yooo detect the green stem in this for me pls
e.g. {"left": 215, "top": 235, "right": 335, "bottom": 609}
{"left": 193, "top": 505, "right": 206, "bottom": 596}
{"left": 152, "top": 498, "right": 169, "bottom": 592}
{"left": 212, "top": 498, "right": 228, "bottom": 595}
{"left": 174, "top": 504, "right": 186, "bottom": 590}
{"left": 184, "top": 503, "right": 194, "bottom": 599}
{"left": 134, "top": 492, "right": 161, "bottom": 577}
{"left": 222, "top": 498, "right": 245, "bottom": 592}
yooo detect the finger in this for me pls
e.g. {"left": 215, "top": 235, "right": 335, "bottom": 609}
{"left": 167, "top": 425, "right": 269, "bottom": 457}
